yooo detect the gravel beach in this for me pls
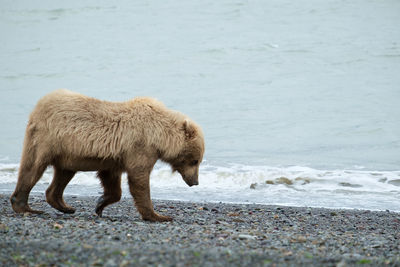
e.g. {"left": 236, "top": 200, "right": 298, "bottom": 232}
{"left": 1, "top": 193, "right": 399, "bottom": 266}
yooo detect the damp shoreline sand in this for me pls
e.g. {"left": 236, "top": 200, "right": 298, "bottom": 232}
{"left": 1, "top": 194, "right": 399, "bottom": 266}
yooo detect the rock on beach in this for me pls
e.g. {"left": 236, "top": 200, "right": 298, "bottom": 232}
{"left": 0, "top": 194, "right": 399, "bottom": 266}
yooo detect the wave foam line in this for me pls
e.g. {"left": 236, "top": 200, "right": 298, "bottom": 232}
{"left": 1, "top": 162, "right": 400, "bottom": 193}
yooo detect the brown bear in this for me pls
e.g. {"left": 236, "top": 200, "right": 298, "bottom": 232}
{"left": 10, "top": 89, "right": 204, "bottom": 222}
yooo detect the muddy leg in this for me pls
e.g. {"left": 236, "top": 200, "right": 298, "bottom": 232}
{"left": 95, "top": 170, "right": 122, "bottom": 217}
{"left": 127, "top": 169, "right": 172, "bottom": 222}
{"left": 10, "top": 162, "right": 47, "bottom": 214}
{"left": 45, "top": 167, "right": 76, "bottom": 213}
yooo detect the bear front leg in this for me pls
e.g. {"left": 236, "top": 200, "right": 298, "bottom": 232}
{"left": 127, "top": 170, "right": 172, "bottom": 222}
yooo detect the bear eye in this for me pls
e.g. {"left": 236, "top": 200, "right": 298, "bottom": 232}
{"left": 190, "top": 160, "right": 199, "bottom": 166}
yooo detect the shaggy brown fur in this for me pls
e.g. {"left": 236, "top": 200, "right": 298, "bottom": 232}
{"left": 10, "top": 89, "right": 204, "bottom": 222}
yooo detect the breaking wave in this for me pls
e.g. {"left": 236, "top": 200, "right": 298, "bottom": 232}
{"left": 1, "top": 162, "right": 399, "bottom": 211}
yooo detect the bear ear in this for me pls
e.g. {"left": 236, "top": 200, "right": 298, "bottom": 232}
{"left": 183, "top": 119, "right": 196, "bottom": 139}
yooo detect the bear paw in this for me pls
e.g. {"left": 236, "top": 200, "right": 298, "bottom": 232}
{"left": 143, "top": 213, "right": 173, "bottom": 222}
{"left": 10, "top": 195, "right": 44, "bottom": 214}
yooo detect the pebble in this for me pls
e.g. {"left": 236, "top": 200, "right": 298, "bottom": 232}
{"left": 0, "top": 194, "right": 399, "bottom": 266}
{"left": 237, "top": 234, "right": 257, "bottom": 240}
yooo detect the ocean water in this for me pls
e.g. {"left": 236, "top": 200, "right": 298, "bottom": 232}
{"left": 1, "top": 0, "right": 399, "bottom": 211}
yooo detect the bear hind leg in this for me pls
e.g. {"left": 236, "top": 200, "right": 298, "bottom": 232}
{"left": 95, "top": 170, "right": 122, "bottom": 217}
{"left": 10, "top": 161, "right": 47, "bottom": 214}
{"left": 46, "top": 167, "right": 76, "bottom": 213}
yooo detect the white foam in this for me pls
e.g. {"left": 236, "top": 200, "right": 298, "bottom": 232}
{"left": 1, "top": 162, "right": 399, "bottom": 211}
{"left": 2, "top": 162, "right": 399, "bottom": 191}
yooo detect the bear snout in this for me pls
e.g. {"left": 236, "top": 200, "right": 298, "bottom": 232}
{"left": 183, "top": 175, "right": 199, "bottom": 187}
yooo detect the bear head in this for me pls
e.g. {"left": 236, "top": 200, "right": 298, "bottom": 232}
{"left": 170, "top": 119, "right": 204, "bottom": 187}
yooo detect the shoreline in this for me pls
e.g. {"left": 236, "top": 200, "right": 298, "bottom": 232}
{"left": 1, "top": 181, "right": 399, "bottom": 213}
{"left": 1, "top": 194, "right": 399, "bottom": 266}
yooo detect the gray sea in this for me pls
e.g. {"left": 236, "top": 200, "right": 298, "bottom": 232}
{"left": 1, "top": 0, "right": 399, "bottom": 211}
